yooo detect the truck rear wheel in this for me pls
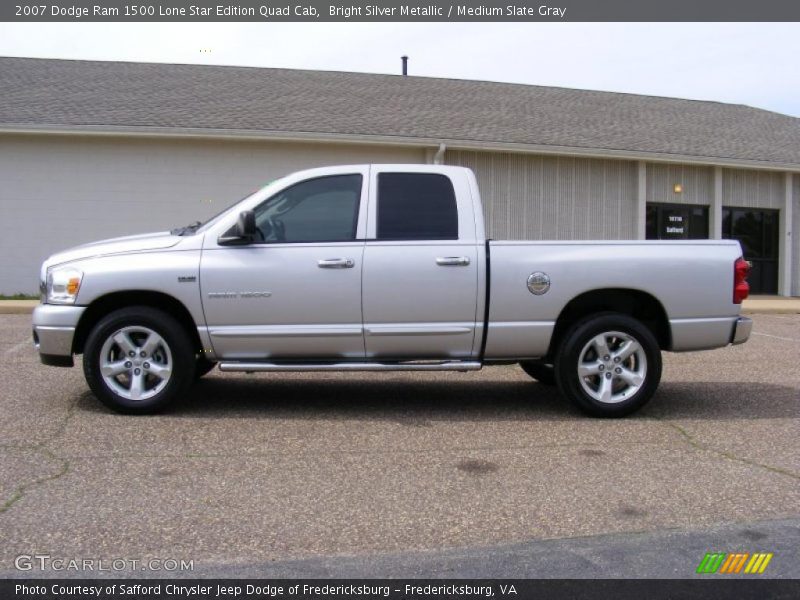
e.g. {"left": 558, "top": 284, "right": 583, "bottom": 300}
{"left": 518, "top": 361, "right": 556, "bottom": 385}
{"left": 83, "top": 306, "right": 195, "bottom": 414}
{"left": 555, "top": 313, "right": 661, "bottom": 417}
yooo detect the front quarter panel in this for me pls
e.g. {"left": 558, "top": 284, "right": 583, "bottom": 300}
{"left": 72, "top": 243, "right": 205, "bottom": 326}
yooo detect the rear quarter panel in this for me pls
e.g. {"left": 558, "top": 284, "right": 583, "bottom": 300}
{"left": 486, "top": 240, "right": 743, "bottom": 358}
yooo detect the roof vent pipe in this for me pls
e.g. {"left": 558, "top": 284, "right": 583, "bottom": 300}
{"left": 401, "top": 56, "right": 408, "bottom": 76}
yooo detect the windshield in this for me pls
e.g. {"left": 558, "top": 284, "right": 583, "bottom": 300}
{"left": 170, "top": 189, "right": 262, "bottom": 236}
{"left": 182, "top": 178, "right": 289, "bottom": 235}
{"left": 192, "top": 193, "right": 253, "bottom": 233}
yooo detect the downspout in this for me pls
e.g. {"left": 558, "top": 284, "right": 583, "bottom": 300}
{"left": 433, "top": 143, "right": 446, "bottom": 165}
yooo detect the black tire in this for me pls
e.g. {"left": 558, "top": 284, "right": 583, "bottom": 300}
{"left": 195, "top": 356, "right": 217, "bottom": 379}
{"left": 518, "top": 361, "right": 556, "bottom": 385}
{"left": 83, "top": 306, "right": 195, "bottom": 414}
{"left": 554, "top": 313, "right": 662, "bottom": 418}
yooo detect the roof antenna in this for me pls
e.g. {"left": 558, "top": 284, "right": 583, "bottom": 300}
{"left": 401, "top": 55, "right": 408, "bottom": 76}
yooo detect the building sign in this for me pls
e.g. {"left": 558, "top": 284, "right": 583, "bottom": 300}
{"left": 665, "top": 214, "right": 685, "bottom": 236}
{"left": 646, "top": 203, "right": 709, "bottom": 240}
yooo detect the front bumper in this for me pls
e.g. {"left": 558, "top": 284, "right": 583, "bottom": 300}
{"left": 731, "top": 316, "right": 753, "bottom": 345}
{"left": 32, "top": 304, "right": 86, "bottom": 367}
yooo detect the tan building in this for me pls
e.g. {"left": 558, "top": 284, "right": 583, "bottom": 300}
{"left": 1, "top": 57, "right": 798, "bottom": 295}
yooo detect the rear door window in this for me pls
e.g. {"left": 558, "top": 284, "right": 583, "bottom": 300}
{"left": 376, "top": 173, "right": 458, "bottom": 240}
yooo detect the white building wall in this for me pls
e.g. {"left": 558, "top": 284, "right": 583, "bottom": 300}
{"left": 646, "top": 163, "right": 714, "bottom": 206}
{"left": 722, "top": 168, "right": 785, "bottom": 209}
{"left": 2, "top": 134, "right": 796, "bottom": 296}
{"left": 445, "top": 150, "right": 638, "bottom": 240}
{"left": 0, "top": 134, "right": 425, "bottom": 294}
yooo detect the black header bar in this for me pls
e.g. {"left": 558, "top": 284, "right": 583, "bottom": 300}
{"left": 4, "top": 578, "right": 800, "bottom": 600}
{"left": 3, "top": 0, "right": 800, "bottom": 22}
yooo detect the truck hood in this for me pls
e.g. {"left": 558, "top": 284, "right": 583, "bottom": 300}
{"left": 43, "top": 232, "right": 181, "bottom": 270}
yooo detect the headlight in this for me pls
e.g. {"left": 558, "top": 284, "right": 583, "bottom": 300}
{"left": 46, "top": 267, "right": 83, "bottom": 304}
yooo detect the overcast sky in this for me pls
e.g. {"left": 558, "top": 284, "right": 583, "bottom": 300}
{"left": 1, "top": 22, "right": 799, "bottom": 117}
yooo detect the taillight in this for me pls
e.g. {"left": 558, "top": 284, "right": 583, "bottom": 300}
{"left": 733, "top": 257, "right": 750, "bottom": 304}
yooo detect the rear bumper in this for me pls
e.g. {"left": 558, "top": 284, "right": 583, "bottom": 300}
{"left": 669, "top": 315, "right": 751, "bottom": 352}
{"left": 32, "top": 304, "right": 86, "bottom": 367}
{"left": 731, "top": 316, "right": 753, "bottom": 345}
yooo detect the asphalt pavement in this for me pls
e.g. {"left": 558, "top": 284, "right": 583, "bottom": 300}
{"left": 0, "top": 313, "right": 797, "bottom": 578}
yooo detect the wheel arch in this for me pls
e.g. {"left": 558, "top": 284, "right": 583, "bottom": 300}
{"left": 547, "top": 288, "right": 670, "bottom": 360}
{"left": 72, "top": 290, "right": 202, "bottom": 356}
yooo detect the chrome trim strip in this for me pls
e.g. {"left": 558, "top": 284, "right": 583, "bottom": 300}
{"left": 209, "top": 325, "right": 363, "bottom": 338}
{"left": 669, "top": 317, "right": 737, "bottom": 325}
{"left": 219, "top": 361, "right": 483, "bottom": 372}
{"left": 364, "top": 326, "right": 473, "bottom": 336}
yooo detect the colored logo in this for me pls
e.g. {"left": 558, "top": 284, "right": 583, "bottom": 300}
{"left": 696, "top": 552, "right": 773, "bottom": 574}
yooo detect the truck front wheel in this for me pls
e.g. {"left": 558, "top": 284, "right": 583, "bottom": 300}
{"left": 554, "top": 313, "right": 662, "bottom": 417}
{"left": 83, "top": 307, "right": 195, "bottom": 414}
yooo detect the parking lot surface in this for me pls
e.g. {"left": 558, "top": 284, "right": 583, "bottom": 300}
{"left": 0, "top": 313, "right": 798, "bottom": 577}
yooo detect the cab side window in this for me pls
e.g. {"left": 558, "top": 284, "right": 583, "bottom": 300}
{"left": 254, "top": 174, "right": 362, "bottom": 243}
{"left": 377, "top": 173, "right": 458, "bottom": 240}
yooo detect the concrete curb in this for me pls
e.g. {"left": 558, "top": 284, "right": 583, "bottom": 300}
{"left": 741, "top": 296, "right": 800, "bottom": 314}
{"left": 0, "top": 301, "right": 38, "bottom": 314}
{"left": 742, "top": 308, "right": 800, "bottom": 315}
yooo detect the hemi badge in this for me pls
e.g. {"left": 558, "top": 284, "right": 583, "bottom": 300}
{"left": 178, "top": 276, "right": 197, "bottom": 283}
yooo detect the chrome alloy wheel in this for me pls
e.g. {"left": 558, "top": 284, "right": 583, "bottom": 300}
{"left": 99, "top": 326, "right": 173, "bottom": 401}
{"left": 577, "top": 331, "right": 647, "bottom": 404}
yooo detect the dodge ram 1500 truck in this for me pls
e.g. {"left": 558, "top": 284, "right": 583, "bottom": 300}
{"left": 33, "top": 165, "right": 752, "bottom": 417}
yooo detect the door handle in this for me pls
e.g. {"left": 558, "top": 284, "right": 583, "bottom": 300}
{"left": 436, "top": 256, "right": 471, "bottom": 266}
{"left": 318, "top": 258, "right": 355, "bottom": 269}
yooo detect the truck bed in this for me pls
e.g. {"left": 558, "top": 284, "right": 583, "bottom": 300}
{"left": 485, "top": 239, "right": 743, "bottom": 358}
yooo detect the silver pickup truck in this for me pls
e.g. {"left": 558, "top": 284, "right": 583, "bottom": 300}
{"left": 33, "top": 164, "right": 752, "bottom": 417}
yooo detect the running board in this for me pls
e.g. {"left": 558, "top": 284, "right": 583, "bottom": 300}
{"left": 218, "top": 361, "right": 483, "bottom": 373}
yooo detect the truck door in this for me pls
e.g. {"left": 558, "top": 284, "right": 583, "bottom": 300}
{"left": 200, "top": 170, "right": 368, "bottom": 360}
{"left": 361, "top": 168, "right": 481, "bottom": 359}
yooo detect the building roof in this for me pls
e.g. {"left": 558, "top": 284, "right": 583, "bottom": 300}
{"left": 2, "top": 56, "right": 800, "bottom": 168}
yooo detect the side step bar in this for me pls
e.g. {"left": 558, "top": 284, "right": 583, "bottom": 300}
{"left": 218, "top": 361, "right": 483, "bottom": 373}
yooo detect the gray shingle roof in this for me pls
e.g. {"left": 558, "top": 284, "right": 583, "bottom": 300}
{"left": 2, "top": 56, "right": 799, "bottom": 167}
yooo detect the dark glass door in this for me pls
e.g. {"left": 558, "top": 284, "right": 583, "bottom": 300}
{"left": 722, "top": 207, "right": 779, "bottom": 295}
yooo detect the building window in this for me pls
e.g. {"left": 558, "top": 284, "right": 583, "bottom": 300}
{"left": 646, "top": 203, "right": 709, "bottom": 240}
